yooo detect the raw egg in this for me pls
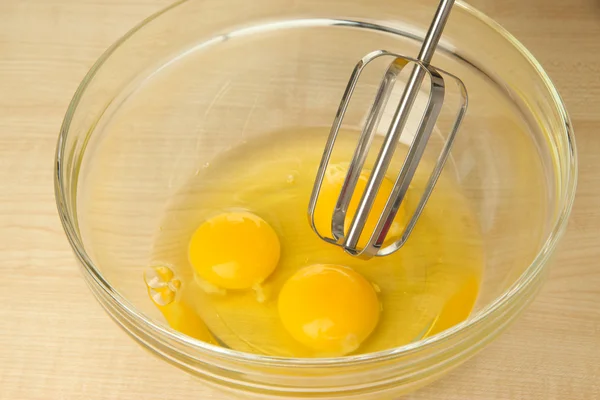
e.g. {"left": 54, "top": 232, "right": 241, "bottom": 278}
{"left": 278, "top": 264, "right": 380, "bottom": 356}
{"left": 144, "top": 265, "right": 217, "bottom": 344}
{"left": 188, "top": 211, "right": 280, "bottom": 290}
{"left": 313, "top": 164, "right": 405, "bottom": 249}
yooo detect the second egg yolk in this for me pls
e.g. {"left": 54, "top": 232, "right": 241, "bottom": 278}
{"left": 313, "top": 164, "right": 405, "bottom": 249}
{"left": 278, "top": 264, "right": 380, "bottom": 356}
{"left": 188, "top": 211, "right": 280, "bottom": 290}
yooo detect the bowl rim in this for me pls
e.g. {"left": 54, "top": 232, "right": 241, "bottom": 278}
{"left": 55, "top": 0, "right": 578, "bottom": 368}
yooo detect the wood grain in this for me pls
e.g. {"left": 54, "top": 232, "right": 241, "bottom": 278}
{"left": 0, "top": 0, "right": 599, "bottom": 399}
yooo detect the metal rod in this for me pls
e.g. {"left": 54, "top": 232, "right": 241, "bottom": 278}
{"left": 344, "top": 0, "right": 456, "bottom": 250}
{"left": 418, "top": 0, "right": 455, "bottom": 65}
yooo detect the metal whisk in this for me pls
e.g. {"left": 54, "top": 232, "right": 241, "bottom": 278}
{"left": 308, "top": 0, "right": 467, "bottom": 259}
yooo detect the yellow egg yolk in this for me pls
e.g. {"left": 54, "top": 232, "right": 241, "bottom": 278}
{"left": 145, "top": 266, "right": 217, "bottom": 345}
{"left": 313, "top": 164, "right": 405, "bottom": 249}
{"left": 155, "top": 298, "right": 217, "bottom": 344}
{"left": 188, "top": 211, "right": 280, "bottom": 290}
{"left": 278, "top": 264, "right": 380, "bottom": 356}
{"left": 426, "top": 275, "right": 480, "bottom": 337}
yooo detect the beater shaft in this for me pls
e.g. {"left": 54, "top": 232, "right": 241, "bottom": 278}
{"left": 309, "top": 0, "right": 466, "bottom": 258}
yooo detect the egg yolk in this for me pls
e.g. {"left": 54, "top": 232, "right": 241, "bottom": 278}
{"left": 145, "top": 266, "right": 217, "bottom": 345}
{"left": 278, "top": 264, "right": 380, "bottom": 356}
{"left": 426, "top": 275, "right": 480, "bottom": 337}
{"left": 188, "top": 211, "right": 280, "bottom": 290}
{"left": 313, "top": 164, "right": 405, "bottom": 249}
{"left": 155, "top": 298, "right": 217, "bottom": 345}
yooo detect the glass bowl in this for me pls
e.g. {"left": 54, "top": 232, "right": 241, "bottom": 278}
{"left": 55, "top": 0, "right": 576, "bottom": 398}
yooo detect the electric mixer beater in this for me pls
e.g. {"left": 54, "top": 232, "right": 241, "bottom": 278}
{"left": 308, "top": 0, "right": 468, "bottom": 259}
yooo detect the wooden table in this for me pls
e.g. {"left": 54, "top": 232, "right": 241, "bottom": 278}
{"left": 1, "top": 0, "right": 598, "bottom": 398}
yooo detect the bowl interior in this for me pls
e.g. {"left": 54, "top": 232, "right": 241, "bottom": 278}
{"left": 70, "top": 0, "right": 563, "bottom": 356}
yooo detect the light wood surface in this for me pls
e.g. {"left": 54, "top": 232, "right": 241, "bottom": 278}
{"left": 1, "top": 0, "right": 599, "bottom": 399}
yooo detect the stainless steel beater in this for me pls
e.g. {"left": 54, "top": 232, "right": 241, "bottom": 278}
{"left": 308, "top": 0, "right": 467, "bottom": 258}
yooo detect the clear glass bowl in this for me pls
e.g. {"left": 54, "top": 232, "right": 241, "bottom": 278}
{"left": 55, "top": 0, "right": 577, "bottom": 398}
